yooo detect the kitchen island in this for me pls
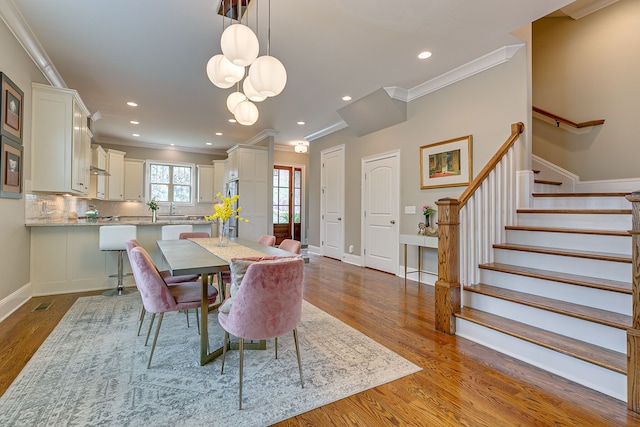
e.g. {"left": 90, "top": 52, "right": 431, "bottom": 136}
{"left": 26, "top": 217, "right": 215, "bottom": 296}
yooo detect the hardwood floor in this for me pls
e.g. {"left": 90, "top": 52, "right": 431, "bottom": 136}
{"left": 2, "top": 254, "right": 639, "bottom": 426}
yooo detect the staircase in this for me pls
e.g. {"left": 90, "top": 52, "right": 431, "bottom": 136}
{"left": 454, "top": 191, "right": 631, "bottom": 401}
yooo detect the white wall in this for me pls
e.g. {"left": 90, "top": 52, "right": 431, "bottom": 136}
{"left": 532, "top": 0, "right": 639, "bottom": 181}
{"left": 0, "top": 19, "right": 48, "bottom": 308}
{"left": 308, "top": 46, "right": 530, "bottom": 261}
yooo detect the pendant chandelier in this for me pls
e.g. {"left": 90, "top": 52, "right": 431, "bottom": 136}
{"left": 207, "top": 0, "right": 286, "bottom": 126}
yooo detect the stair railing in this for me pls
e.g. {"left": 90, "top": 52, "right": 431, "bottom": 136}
{"left": 434, "top": 122, "right": 525, "bottom": 334}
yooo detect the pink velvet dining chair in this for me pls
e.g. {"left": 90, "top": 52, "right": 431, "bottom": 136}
{"left": 128, "top": 245, "right": 218, "bottom": 368}
{"left": 178, "top": 231, "right": 210, "bottom": 239}
{"left": 278, "top": 239, "right": 301, "bottom": 254}
{"left": 126, "top": 239, "right": 200, "bottom": 336}
{"left": 257, "top": 234, "right": 276, "bottom": 246}
{"left": 218, "top": 257, "right": 305, "bottom": 409}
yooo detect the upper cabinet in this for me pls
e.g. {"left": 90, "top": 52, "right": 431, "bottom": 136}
{"left": 105, "top": 149, "right": 125, "bottom": 201}
{"left": 31, "top": 83, "right": 90, "bottom": 195}
{"left": 89, "top": 145, "right": 107, "bottom": 199}
{"left": 123, "top": 158, "right": 145, "bottom": 202}
{"left": 197, "top": 164, "right": 215, "bottom": 203}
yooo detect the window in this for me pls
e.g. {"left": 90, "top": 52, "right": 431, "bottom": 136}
{"left": 273, "top": 166, "right": 302, "bottom": 224}
{"left": 148, "top": 161, "right": 195, "bottom": 204}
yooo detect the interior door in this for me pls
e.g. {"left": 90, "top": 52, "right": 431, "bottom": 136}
{"left": 363, "top": 152, "right": 399, "bottom": 274}
{"left": 321, "top": 146, "right": 344, "bottom": 260}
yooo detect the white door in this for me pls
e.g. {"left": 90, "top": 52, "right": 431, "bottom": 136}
{"left": 321, "top": 145, "right": 345, "bottom": 259}
{"left": 362, "top": 151, "right": 399, "bottom": 274}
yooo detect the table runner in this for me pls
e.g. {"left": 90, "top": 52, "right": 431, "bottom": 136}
{"left": 189, "top": 238, "right": 267, "bottom": 262}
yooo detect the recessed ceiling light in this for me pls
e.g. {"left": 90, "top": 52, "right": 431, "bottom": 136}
{"left": 130, "top": 120, "right": 139, "bottom": 125}
{"left": 215, "top": 132, "right": 223, "bottom": 136}
{"left": 127, "top": 101, "right": 138, "bottom": 107}
{"left": 342, "top": 95, "right": 352, "bottom": 101}
{"left": 132, "top": 133, "right": 140, "bottom": 137}
{"left": 418, "top": 51, "right": 432, "bottom": 60}
{"left": 206, "top": 142, "right": 212, "bottom": 146}
{"left": 170, "top": 143, "right": 175, "bottom": 146}
{"left": 297, "top": 121, "right": 305, "bottom": 125}
{"left": 229, "top": 118, "right": 237, "bottom": 123}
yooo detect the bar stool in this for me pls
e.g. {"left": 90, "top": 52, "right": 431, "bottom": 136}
{"left": 161, "top": 224, "right": 193, "bottom": 240}
{"left": 100, "top": 225, "right": 137, "bottom": 296}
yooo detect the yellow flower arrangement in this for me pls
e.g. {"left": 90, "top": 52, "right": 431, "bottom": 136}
{"left": 204, "top": 192, "right": 249, "bottom": 223}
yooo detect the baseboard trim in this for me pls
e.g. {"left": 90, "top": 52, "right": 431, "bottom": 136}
{"left": 343, "top": 253, "right": 362, "bottom": 266}
{"left": 0, "top": 282, "right": 32, "bottom": 323}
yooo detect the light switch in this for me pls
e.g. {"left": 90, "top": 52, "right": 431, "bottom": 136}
{"left": 404, "top": 205, "right": 416, "bottom": 214}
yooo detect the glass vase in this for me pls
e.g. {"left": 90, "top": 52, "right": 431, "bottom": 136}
{"left": 217, "top": 220, "right": 229, "bottom": 247}
{"left": 424, "top": 214, "right": 430, "bottom": 227}
{"left": 151, "top": 210, "right": 157, "bottom": 223}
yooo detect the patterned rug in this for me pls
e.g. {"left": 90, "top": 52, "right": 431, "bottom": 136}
{"left": 0, "top": 294, "right": 420, "bottom": 426}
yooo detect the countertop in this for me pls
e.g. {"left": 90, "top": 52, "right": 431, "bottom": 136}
{"left": 25, "top": 215, "right": 213, "bottom": 227}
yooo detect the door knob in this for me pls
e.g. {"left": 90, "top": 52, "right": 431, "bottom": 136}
{"left": 390, "top": 220, "right": 395, "bottom": 224}
{"left": 337, "top": 217, "right": 342, "bottom": 221}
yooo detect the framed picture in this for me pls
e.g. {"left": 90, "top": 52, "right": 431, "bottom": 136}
{"left": 0, "top": 136, "right": 23, "bottom": 198}
{"left": 420, "top": 135, "right": 472, "bottom": 189}
{"left": 1, "top": 73, "right": 24, "bottom": 144}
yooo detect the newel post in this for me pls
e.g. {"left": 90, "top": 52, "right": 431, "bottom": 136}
{"left": 434, "top": 198, "right": 461, "bottom": 334}
{"left": 627, "top": 193, "right": 640, "bottom": 412}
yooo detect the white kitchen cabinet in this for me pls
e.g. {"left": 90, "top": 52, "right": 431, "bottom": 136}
{"left": 225, "top": 148, "right": 238, "bottom": 182}
{"left": 106, "top": 149, "right": 125, "bottom": 200}
{"left": 31, "top": 83, "right": 90, "bottom": 195}
{"left": 213, "top": 160, "right": 225, "bottom": 199}
{"left": 226, "top": 144, "right": 269, "bottom": 241}
{"left": 197, "top": 164, "right": 215, "bottom": 203}
{"left": 124, "top": 158, "right": 145, "bottom": 201}
{"left": 89, "top": 145, "right": 107, "bottom": 199}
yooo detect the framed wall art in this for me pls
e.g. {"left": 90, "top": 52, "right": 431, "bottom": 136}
{"left": 420, "top": 135, "right": 472, "bottom": 189}
{"left": 1, "top": 73, "right": 24, "bottom": 144}
{"left": 0, "top": 136, "right": 23, "bottom": 198}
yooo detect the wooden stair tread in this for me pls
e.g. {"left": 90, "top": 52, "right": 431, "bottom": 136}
{"left": 480, "top": 262, "right": 631, "bottom": 294}
{"left": 517, "top": 208, "right": 631, "bottom": 214}
{"left": 456, "top": 307, "right": 626, "bottom": 374}
{"left": 534, "top": 179, "right": 562, "bottom": 186}
{"left": 493, "top": 243, "right": 631, "bottom": 263}
{"left": 532, "top": 192, "right": 629, "bottom": 198}
{"left": 465, "top": 283, "right": 631, "bottom": 330}
{"left": 505, "top": 225, "right": 630, "bottom": 237}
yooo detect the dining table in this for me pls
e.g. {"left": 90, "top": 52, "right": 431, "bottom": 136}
{"left": 156, "top": 237, "right": 296, "bottom": 366}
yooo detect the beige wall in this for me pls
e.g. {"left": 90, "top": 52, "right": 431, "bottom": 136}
{"left": 532, "top": 0, "right": 639, "bottom": 180}
{"left": 309, "top": 46, "right": 529, "bottom": 255}
{"left": 0, "top": 19, "right": 48, "bottom": 302}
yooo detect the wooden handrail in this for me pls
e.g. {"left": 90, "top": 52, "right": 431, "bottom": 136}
{"left": 532, "top": 106, "right": 605, "bottom": 128}
{"left": 458, "top": 122, "right": 524, "bottom": 207}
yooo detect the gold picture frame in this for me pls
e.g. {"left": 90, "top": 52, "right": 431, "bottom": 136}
{"left": 1, "top": 73, "right": 23, "bottom": 144}
{"left": 420, "top": 135, "right": 472, "bottom": 189}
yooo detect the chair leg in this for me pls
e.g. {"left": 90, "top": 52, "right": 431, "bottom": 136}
{"left": 275, "top": 336, "right": 278, "bottom": 359}
{"left": 185, "top": 309, "right": 190, "bottom": 328}
{"left": 137, "top": 306, "right": 146, "bottom": 336}
{"left": 145, "top": 313, "right": 156, "bottom": 346}
{"left": 195, "top": 308, "right": 200, "bottom": 335}
{"left": 221, "top": 331, "right": 229, "bottom": 374}
{"left": 293, "top": 328, "right": 304, "bottom": 388}
{"left": 239, "top": 338, "right": 244, "bottom": 410}
{"left": 147, "top": 313, "right": 164, "bottom": 369}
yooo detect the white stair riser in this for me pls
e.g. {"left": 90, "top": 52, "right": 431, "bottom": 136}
{"left": 493, "top": 248, "right": 630, "bottom": 282}
{"left": 534, "top": 183, "right": 563, "bottom": 193}
{"left": 456, "top": 319, "right": 626, "bottom": 402}
{"left": 532, "top": 196, "right": 630, "bottom": 210}
{"left": 463, "top": 292, "right": 626, "bottom": 352}
{"left": 517, "top": 213, "right": 630, "bottom": 231}
{"left": 479, "top": 269, "right": 631, "bottom": 316}
{"left": 505, "top": 229, "right": 631, "bottom": 256}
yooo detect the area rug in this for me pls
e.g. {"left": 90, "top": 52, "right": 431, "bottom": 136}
{"left": 0, "top": 294, "right": 420, "bottom": 426}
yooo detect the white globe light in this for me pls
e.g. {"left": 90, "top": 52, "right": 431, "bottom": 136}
{"left": 249, "top": 55, "right": 287, "bottom": 97}
{"left": 226, "top": 91, "right": 247, "bottom": 114}
{"left": 220, "top": 24, "right": 259, "bottom": 67}
{"left": 206, "top": 55, "right": 234, "bottom": 89}
{"left": 234, "top": 100, "right": 259, "bottom": 126}
{"left": 242, "top": 76, "right": 266, "bottom": 102}
{"left": 217, "top": 55, "right": 244, "bottom": 83}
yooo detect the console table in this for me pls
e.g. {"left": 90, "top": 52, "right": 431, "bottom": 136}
{"left": 400, "top": 234, "right": 438, "bottom": 286}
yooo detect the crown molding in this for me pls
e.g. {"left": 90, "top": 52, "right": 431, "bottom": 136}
{"left": 385, "top": 43, "right": 525, "bottom": 102}
{"left": 560, "top": 0, "right": 618, "bottom": 19}
{"left": 242, "top": 129, "right": 278, "bottom": 146}
{"left": 304, "top": 120, "right": 348, "bottom": 142}
{"left": 0, "top": 0, "right": 66, "bottom": 88}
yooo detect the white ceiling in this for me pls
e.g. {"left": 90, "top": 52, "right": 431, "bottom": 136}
{"left": 3, "top": 0, "right": 574, "bottom": 154}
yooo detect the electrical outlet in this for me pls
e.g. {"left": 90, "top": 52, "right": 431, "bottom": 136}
{"left": 404, "top": 205, "right": 416, "bottom": 214}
